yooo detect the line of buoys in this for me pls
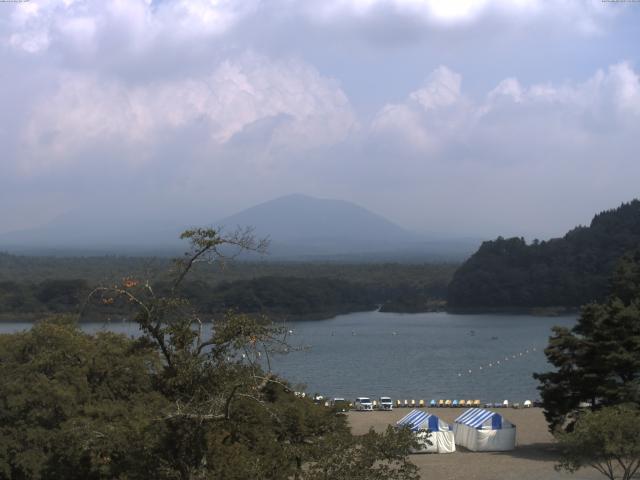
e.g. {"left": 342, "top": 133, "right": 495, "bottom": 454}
{"left": 457, "top": 346, "right": 539, "bottom": 377}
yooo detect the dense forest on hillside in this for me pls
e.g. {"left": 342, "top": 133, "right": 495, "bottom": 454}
{"left": 0, "top": 253, "right": 454, "bottom": 286}
{"left": 448, "top": 200, "right": 640, "bottom": 310}
{"left": 0, "top": 256, "right": 456, "bottom": 319}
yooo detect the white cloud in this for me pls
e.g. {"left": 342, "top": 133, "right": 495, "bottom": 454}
{"left": 371, "top": 66, "right": 474, "bottom": 152}
{"left": 594, "top": 62, "right": 640, "bottom": 115}
{"left": 2, "top": 0, "right": 614, "bottom": 58}
{"left": 409, "top": 66, "right": 461, "bottom": 110}
{"left": 371, "top": 103, "right": 433, "bottom": 150}
{"left": 488, "top": 78, "right": 524, "bottom": 103}
{"left": 2, "top": 0, "right": 261, "bottom": 55}
{"left": 305, "top": 0, "right": 610, "bottom": 33}
{"left": 371, "top": 61, "right": 640, "bottom": 156}
{"left": 156, "top": 0, "right": 260, "bottom": 37}
{"left": 19, "top": 53, "right": 356, "bottom": 172}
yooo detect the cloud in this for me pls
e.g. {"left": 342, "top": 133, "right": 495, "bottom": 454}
{"left": 356, "top": 61, "right": 640, "bottom": 235}
{"left": 18, "top": 53, "right": 356, "bottom": 173}
{"left": 371, "top": 61, "right": 640, "bottom": 156}
{"left": 4, "top": 0, "right": 241, "bottom": 54}
{"left": 8, "top": 54, "right": 640, "bottom": 237}
{"left": 305, "top": 0, "right": 613, "bottom": 35}
{"left": 1, "top": 1, "right": 639, "bottom": 239}
{"left": 2, "top": 0, "right": 615, "bottom": 59}
{"left": 371, "top": 66, "right": 474, "bottom": 153}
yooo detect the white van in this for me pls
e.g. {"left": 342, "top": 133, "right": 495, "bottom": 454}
{"left": 354, "top": 397, "right": 373, "bottom": 411}
{"left": 379, "top": 396, "right": 393, "bottom": 411}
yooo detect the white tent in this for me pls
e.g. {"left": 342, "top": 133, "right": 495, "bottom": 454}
{"left": 396, "top": 410, "right": 456, "bottom": 453}
{"left": 453, "top": 408, "right": 516, "bottom": 451}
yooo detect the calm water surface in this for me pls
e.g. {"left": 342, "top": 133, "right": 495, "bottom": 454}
{"left": 0, "top": 311, "right": 575, "bottom": 404}
{"left": 271, "top": 311, "right": 575, "bottom": 403}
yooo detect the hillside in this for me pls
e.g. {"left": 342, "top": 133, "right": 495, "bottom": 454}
{"left": 447, "top": 200, "right": 640, "bottom": 310}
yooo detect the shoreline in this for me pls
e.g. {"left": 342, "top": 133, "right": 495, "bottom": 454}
{"left": 0, "top": 305, "right": 581, "bottom": 324}
{"left": 446, "top": 306, "right": 579, "bottom": 316}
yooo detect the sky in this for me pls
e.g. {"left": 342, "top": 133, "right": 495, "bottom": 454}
{"left": 1, "top": 0, "right": 639, "bottom": 240}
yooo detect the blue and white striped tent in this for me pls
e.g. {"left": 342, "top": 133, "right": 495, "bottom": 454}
{"left": 397, "top": 410, "right": 448, "bottom": 431}
{"left": 453, "top": 408, "right": 516, "bottom": 451}
{"left": 455, "top": 408, "right": 508, "bottom": 430}
{"left": 396, "top": 410, "right": 455, "bottom": 453}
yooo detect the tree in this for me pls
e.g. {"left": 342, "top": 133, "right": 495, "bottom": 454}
{"left": 303, "top": 426, "right": 419, "bottom": 480}
{"left": 556, "top": 404, "right": 640, "bottom": 480}
{"left": 448, "top": 199, "right": 640, "bottom": 310}
{"left": 0, "top": 227, "right": 419, "bottom": 479}
{"left": 534, "top": 250, "right": 640, "bottom": 432}
{"left": 0, "top": 316, "right": 167, "bottom": 480}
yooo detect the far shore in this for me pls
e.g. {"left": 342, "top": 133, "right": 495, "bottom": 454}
{"left": 0, "top": 306, "right": 579, "bottom": 325}
{"left": 446, "top": 306, "right": 579, "bottom": 316}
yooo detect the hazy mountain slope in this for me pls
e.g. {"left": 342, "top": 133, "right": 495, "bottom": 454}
{"left": 0, "top": 211, "right": 184, "bottom": 255}
{"left": 0, "top": 194, "right": 478, "bottom": 260}
{"left": 216, "top": 194, "right": 481, "bottom": 260}
{"left": 218, "top": 194, "right": 417, "bottom": 249}
{"left": 447, "top": 199, "right": 640, "bottom": 309}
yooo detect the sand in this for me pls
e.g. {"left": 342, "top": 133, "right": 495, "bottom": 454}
{"left": 347, "top": 408, "right": 603, "bottom": 480}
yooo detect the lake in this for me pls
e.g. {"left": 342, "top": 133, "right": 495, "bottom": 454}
{"left": 270, "top": 311, "right": 575, "bottom": 403}
{"left": 0, "top": 311, "right": 575, "bottom": 404}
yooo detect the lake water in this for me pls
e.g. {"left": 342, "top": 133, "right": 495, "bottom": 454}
{"left": 0, "top": 311, "right": 575, "bottom": 404}
{"left": 271, "top": 311, "right": 576, "bottom": 403}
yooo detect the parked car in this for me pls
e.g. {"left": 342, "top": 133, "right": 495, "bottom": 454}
{"left": 330, "top": 397, "right": 349, "bottom": 413}
{"left": 379, "top": 396, "right": 393, "bottom": 411}
{"left": 354, "top": 397, "right": 373, "bottom": 411}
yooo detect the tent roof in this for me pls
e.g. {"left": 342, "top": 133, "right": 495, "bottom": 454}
{"left": 454, "top": 408, "right": 511, "bottom": 429}
{"left": 396, "top": 409, "right": 449, "bottom": 432}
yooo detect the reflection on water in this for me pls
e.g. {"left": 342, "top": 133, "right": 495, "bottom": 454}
{"left": 0, "top": 311, "right": 574, "bottom": 403}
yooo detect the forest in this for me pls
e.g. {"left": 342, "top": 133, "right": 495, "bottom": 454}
{"left": 448, "top": 200, "right": 640, "bottom": 310}
{"left": 0, "top": 256, "right": 456, "bottom": 320}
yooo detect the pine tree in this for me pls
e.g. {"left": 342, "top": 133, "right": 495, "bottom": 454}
{"left": 534, "top": 250, "right": 640, "bottom": 432}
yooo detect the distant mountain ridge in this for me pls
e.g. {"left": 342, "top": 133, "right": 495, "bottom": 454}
{"left": 0, "top": 194, "right": 479, "bottom": 260}
{"left": 217, "top": 194, "right": 421, "bottom": 256}
{"left": 447, "top": 199, "right": 640, "bottom": 310}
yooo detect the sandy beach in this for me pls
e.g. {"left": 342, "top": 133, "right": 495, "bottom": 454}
{"left": 347, "top": 408, "right": 602, "bottom": 480}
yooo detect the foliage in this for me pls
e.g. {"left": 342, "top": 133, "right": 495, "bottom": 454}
{"left": 0, "top": 279, "right": 91, "bottom": 317}
{"left": 0, "top": 260, "right": 456, "bottom": 319}
{"left": 448, "top": 199, "right": 640, "bottom": 309}
{"left": 556, "top": 404, "right": 640, "bottom": 480}
{"left": 534, "top": 250, "right": 640, "bottom": 432}
{"left": 0, "top": 316, "right": 167, "bottom": 480}
{"left": 0, "top": 251, "right": 457, "bottom": 289}
{"left": 176, "top": 276, "right": 379, "bottom": 318}
{"left": 303, "top": 426, "right": 419, "bottom": 480}
{"left": 0, "top": 227, "right": 419, "bottom": 479}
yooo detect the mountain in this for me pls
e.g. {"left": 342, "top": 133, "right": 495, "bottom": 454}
{"left": 0, "top": 194, "right": 479, "bottom": 260}
{"left": 447, "top": 199, "right": 640, "bottom": 310}
{"left": 218, "top": 194, "right": 412, "bottom": 253}
{"left": 217, "top": 194, "right": 479, "bottom": 260}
